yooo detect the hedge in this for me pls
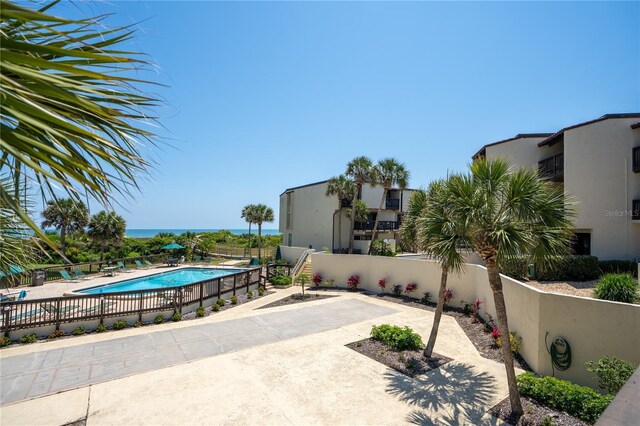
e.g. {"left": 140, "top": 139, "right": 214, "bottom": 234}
{"left": 517, "top": 372, "right": 613, "bottom": 423}
{"left": 500, "top": 256, "right": 529, "bottom": 280}
{"left": 536, "top": 255, "right": 600, "bottom": 281}
{"left": 599, "top": 260, "right": 638, "bottom": 277}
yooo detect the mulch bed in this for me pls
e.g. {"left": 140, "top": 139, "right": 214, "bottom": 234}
{"left": 367, "top": 293, "right": 532, "bottom": 371}
{"left": 257, "top": 293, "right": 336, "bottom": 309}
{"left": 346, "top": 338, "right": 452, "bottom": 377}
{"left": 489, "top": 396, "right": 587, "bottom": 426}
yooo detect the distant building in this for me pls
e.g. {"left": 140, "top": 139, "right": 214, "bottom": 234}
{"left": 473, "top": 113, "right": 640, "bottom": 260}
{"left": 279, "top": 180, "right": 415, "bottom": 253}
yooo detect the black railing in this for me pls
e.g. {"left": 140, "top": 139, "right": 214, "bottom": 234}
{"left": 538, "top": 152, "right": 564, "bottom": 182}
{"left": 633, "top": 200, "right": 640, "bottom": 221}
{"left": 633, "top": 147, "right": 640, "bottom": 173}
{"left": 354, "top": 220, "right": 399, "bottom": 231}
{"left": 0, "top": 267, "right": 262, "bottom": 335}
{"left": 266, "top": 263, "right": 292, "bottom": 279}
{"left": 385, "top": 199, "right": 400, "bottom": 210}
{"left": 0, "top": 254, "right": 167, "bottom": 289}
{"left": 341, "top": 199, "right": 353, "bottom": 208}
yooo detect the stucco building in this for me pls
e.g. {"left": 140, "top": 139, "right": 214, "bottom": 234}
{"left": 473, "top": 113, "right": 640, "bottom": 260}
{"left": 279, "top": 180, "right": 415, "bottom": 253}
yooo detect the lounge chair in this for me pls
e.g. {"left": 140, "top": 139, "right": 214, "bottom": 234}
{"left": 135, "top": 260, "right": 151, "bottom": 270}
{"left": 72, "top": 268, "right": 92, "bottom": 280}
{"left": 249, "top": 257, "right": 260, "bottom": 266}
{"left": 203, "top": 257, "right": 212, "bottom": 264}
{"left": 193, "top": 255, "right": 202, "bottom": 264}
{"left": 59, "top": 270, "right": 80, "bottom": 282}
{"left": 40, "top": 302, "right": 79, "bottom": 317}
{"left": 144, "top": 260, "right": 155, "bottom": 268}
{"left": 16, "top": 290, "right": 27, "bottom": 301}
{"left": 117, "top": 261, "right": 134, "bottom": 273}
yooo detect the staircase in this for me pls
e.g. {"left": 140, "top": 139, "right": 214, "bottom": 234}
{"left": 300, "top": 259, "right": 312, "bottom": 277}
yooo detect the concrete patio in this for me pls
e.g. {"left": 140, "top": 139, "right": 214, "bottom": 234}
{"left": 1, "top": 287, "right": 512, "bottom": 425}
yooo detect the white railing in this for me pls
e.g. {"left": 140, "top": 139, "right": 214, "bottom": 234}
{"left": 291, "top": 249, "right": 314, "bottom": 281}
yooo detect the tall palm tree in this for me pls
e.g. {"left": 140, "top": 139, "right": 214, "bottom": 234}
{"left": 0, "top": 177, "right": 35, "bottom": 278}
{"left": 251, "top": 204, "right": 274, "bottom": 260}
{"left": 345, "top": 156, "right": 374, "bottom": 254}
{"left": 415, "top": 180, "right": 468, "bottom": 358}
{"left": 41, "top": 198, "right": 89, "bottom": 254}
{"left": 241, "top": 204, "right": 256, "bottom": 257}
{"left": 0, "top": 1, "right": 161, "bottom": 254}
{"left": 368, "top": 158, "right": 410, "bottom": 254}
{"left": 87, "top": 211, "right": 127, "bottom": 260}
{"left": 325, "top": 175, "right": 356, "bottom": 253}
{"left": 447, "top": 159, "right": 574, "bottom": 416}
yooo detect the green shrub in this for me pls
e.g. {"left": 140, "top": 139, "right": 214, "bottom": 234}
{"left": 371, "top": 240, "right": 395, "bottom": 257}
{"left": 593, "top": 274, "right": 638, "bottom": 303}
{"left": 586, "top": 356, "right": 637, "bottom": 394}
{"left": 47, "top": 330, "right": 65, "bottom": 339}
{"left": 258, "top": 287, "right": 265, "bottom": 296}
{"left": 536, "top": 255, "right": 600, "bottom": 281}
{"left": 172, "top": 312, "right": 182, "bottom": 322}
{"left": 231, "top": 295, "right": 238, "bottom": 305}
{"left": 212, "top": 304, "right": 220, "bottom": 312}
{"left": 154, "top": 315, "right": 165, "bottom": 324}
{"left": 0, "top": 336, "right": 11, "bottom": 347}
{"left": 72, "top": 326, "right": 86, "bottom": 336}
{"left": 97, "top": 323, "right": 107, "bottom": 333}
{"left": 196, "top": 306, "right": 205, "bottom": 317}
{"left": 19, "top": 333, "right": 38, "bottom": 344}
{"left": 216, "top": 298, "right": 226, "bottom": 307}
{"left": 500, "top": 256, "right": 529, "bottom": 280}
{"left": 246, "top": 290, "right": 253, "bottom": 299}
{"left": 113, "top": 320, "right": 128, "bottom": 330}
{"left": 370, "top": 324, "right": 424, "bottom": 351}
{"left": 497, "top": 331, "right": 523, "bottom": 353}
{"left": 599, "top": 260, "right": 638, "bottom": 277}
{"left": 517, "top": 372, "right": 613, "bottom": 423}
{"left": 270, "top": 275, "right": 292, "bottom": 286}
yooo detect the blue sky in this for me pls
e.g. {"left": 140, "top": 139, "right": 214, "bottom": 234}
{"left": 55, "top": 1, "right": 639, "bottom": 228}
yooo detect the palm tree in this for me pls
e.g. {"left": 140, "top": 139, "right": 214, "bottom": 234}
{"left": 325, "top": 175, "right": 356, "bottom": 253}
{"left": 0, "top": 177, "right": 35, "bottom": 278}
{"left": 251, "top": 204, "right": 275, "bottom": 260}
{"left": 41, "top": 198, "right": 89, "bottom": 254}
{"left": 0, "top": 1, "right": 161, "bottom": 253}
{"left": 412, "top": 180, "right": 468, "bottom": 358}
{"left": 345, "top": 156, "right": 374, "bottom": 254}
{"left": 241, "top": 204, "right": 256, "bottom": 258}
{"left": 447, "top": 159, "right": 574, "bottom": 416}
{"left": 368, "top": 158, "right": 410, "bottom": 254}
{"left": 87, "top": 211, "right": 127, "bottom": 260}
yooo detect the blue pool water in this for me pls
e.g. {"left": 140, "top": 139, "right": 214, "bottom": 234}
{"left": 78, "top": 268, "right": 244, "bottom": 294}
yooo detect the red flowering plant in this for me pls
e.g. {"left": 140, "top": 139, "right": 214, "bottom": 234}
{"left": 311, "top": 273, "right": 322, "bottom": 287}
{"left": 404, "top": 283, "right": 417, "bottom": 294}
{"left": 378, "top": 278, "right": 386, "bottom": 293}
{"left": 346, "top": 275, "right": 360, "bottom": 290}
{"left": 471, "top": 298, "right": 483, "bottom": 322}
{"left": 491, "top": 327, "right": 501, "bottom": 341}
{"left": 443, "top": 288, "right": 454, "bottom": 306}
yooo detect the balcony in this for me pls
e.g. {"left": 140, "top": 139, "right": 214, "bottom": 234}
{"left": 633, "top": 200, "right": 640, "bottom": 221}
{"left": 538, "top": 152, "right": 564, "bottom": 182}
{"left": 341, "top": 199, "right": 352, "bottom": 208}
{"left": 354, "top": 220, "right": 399, "bottom": 231}
{"left": 633, "top": 147, "right": 640, "bottom": 173}
{"left": 385, "top": 198, "right": 400, "bottom": 210}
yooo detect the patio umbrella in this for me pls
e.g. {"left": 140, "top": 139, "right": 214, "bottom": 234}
{"left": 162, "top": 243, "right": 184, "bottom": 250}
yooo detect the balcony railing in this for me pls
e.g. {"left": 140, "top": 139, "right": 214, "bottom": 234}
{"left": 341, "top": 199, "right": 352, "bottom": 208}
{"left": 633, "top": 147, "right": 640, "bottom": 173}
{"left": 385, "top": 199, "right": 400, "bottom": 210}
{"left": 633, "top": 199, "right": 640, "bottom": 221}
{"left": 538, "top": 152, "right": 564, "bottom": 182}
{"left": 354, "top": 220, "right": 399, "bottom": 231}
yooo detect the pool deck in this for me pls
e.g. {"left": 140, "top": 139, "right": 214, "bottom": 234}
{"left": 1, "top": 287, "right": 514, "bottom": 425}
{"left": 5, "top": 261, "right": 248, "bottom": 300}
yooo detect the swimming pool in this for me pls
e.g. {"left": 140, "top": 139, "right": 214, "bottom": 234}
{"left": 78, "top": 268, "right": 244, "bottom": 294}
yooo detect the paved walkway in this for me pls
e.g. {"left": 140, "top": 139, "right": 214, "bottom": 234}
{"left": 0, "top": 298, "right": 396, "bottom": 405}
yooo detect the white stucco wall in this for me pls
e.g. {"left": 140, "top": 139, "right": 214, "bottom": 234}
{"left": 311, "top": 253, "right": 640, "bottom": 388}
{"left": 485, "top": 136, "right": 550, "bottom": 168}
{"left": 564, "top": 118, "right": 640, "bottom": 260}
{"left": 278, "top": 246, "right": 313, "bottom": 265}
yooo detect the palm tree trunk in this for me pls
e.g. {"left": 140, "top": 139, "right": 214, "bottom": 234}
{"left": 486, "top": 259, "right": 523, "bottom": 416}
{"left": 60, "top": 225, "right": 67, "bottom": 254}
{"left": 337, "top": 202, "right": 342, "bottom": 253}
{"left": 348, "top": 189, "right": 358, "bottom": 254}
{"left": 248, "top": 222, "right": 252, "bottom": 258}
{"left": 368, "top": 187, "right": 387, "bottom": 255}
{"left": 258, "top": 223, "right": 262, "bottom": 260}
{"left": 424, "top": 264, "right": 448, "bottom": 358}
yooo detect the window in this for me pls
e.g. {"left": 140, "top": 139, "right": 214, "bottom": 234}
{"left": 287, "top": 233, "right": 292, "bottom": 246}
{"left": 572, "top": 233, "right": 591, "bottom": 255}
{"left": 286, "top": 192, "right": 292, "bottom": 229}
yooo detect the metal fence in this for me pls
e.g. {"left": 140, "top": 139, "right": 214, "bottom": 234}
{"left": 1, "top": 267, "right": 262, "bottom": 336}
{"left": 208, "top": 245, "right": 277, "bottom": 259}
{"left": 1, "top": 254, "right": 168, "bottom": 288}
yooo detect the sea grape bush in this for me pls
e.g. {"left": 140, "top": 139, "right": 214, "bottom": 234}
{"left": 370, "top": 324, "right": 424, "bottom": 351}
{"left": 586, "top": 356, "right": 637, "bottom": 395}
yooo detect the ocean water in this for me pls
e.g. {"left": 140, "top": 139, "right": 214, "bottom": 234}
{"left": 125, "top": 228, "right": 280, "bottom": 238}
